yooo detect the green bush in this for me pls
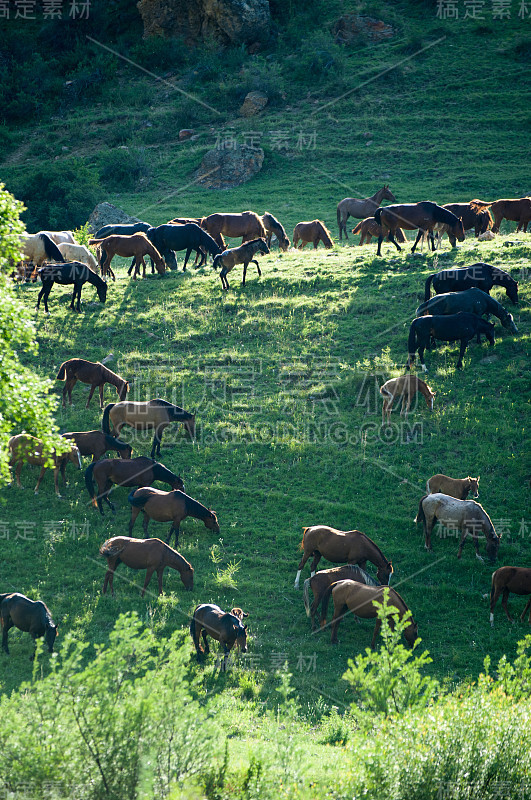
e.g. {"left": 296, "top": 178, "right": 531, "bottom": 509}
{"left": 98, "top": 147, "right": 153, "bottom": 192}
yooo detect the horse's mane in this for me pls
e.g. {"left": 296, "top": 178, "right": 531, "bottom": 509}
{"left": 149, "top": 398, "right": 178, "bottom": 408}
{"left": 182, "top": 492, "right": 212, "bottom": 519}
{"left": 99, "top": 363, "right": 126, "bottom": 384}
{"left": 346, "top": 564, "right": 380, "bottom": 587}
{"left": 152, "top": 462, "right": 180, "bottom": 483}
{"left": 351, "top": 530, "right": 390, "bottom": 565}
{"left": 317, "top": 220, "right": 334, "bottom": 246}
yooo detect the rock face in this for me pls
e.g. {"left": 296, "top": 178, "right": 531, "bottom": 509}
{"left": 331, "top": 14, "right": 395, "bottom": 45}
{"left": 196, "top": 144, "right": 264, "bottom": 189}
{"left": 86, "top": 203, "right": 142, "bottom": 233}
{"left": 239, "top": 91, "right": 268, "bottom": 117}
{"left": 137, "top": 0, "right": 271, "bottom": 47}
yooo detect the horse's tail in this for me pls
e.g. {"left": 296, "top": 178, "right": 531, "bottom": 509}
{"left": 128, "top": 489, "right": 147, "bottom": 508}
{"left": 351, "top": 221, "right": 364, "bottom": 235}
{"left": 414, "top": 496, "right": 427, "bottom": 525}
{"left": 189, "top": 613, "right": 201, "bottom": 651}
{"left": 336, "top": 204, "right": 342, "bottom": 229}
{"left": 303, "top": 578, "right": 311, "bottom": 617}
{"left": 102, "top": 403, "right": 115, "bottom": 435}
{"left": 0, "top": 593, "right": 12, "bottom": 606}
{"left": 374, "top": 207, "right": 382, "bottom": 225}
{"left": 319, "top": 583, "right": 335, "bottom": 627}
{"left": 415, "top": 299, "right": 429, "bottom": 316}
{"left": 40, "top": 233, "right": 64, "bottom": 262}
{"left": 424, "top": 273, "right": 436, "bottom": 302}
{"left": 88, "top": 238, "right": 104, "bottom": 246}
{"left": 300, "top": 526, "right": 310, "bottom": 550}
{"left": 85, "top": 462, "right": 96, "bottom": 502}
{"left": 212, "top": 254, "right": 223, "bottom": 271}
{"left": 56, "top": 361, "right": 68, "bottom": 381}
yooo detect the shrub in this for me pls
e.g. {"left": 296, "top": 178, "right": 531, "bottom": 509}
{"left": 98, "top": 147, "right": 153, "bottom": 192}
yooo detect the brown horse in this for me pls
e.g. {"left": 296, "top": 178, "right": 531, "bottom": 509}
{"left": 88, "top": 233, "right": 166, "bottom": 280}
{"left": 380, "top": 376, "right": 435, "bottom": 424}
{"left": 320, "top": 580, "right": 418, "bottom": 647}
{"left": 100, "top": 536, "right": 194, "bottom": 596}
{"left": 8, "top": 433, "right": 81, "bottom": 496}
{"left": 201, "top": 211, "right": 266, "bottom": 248}
{"left": 62, "top": 430, "right": 132, "bottom": 462}
{"left": 293, "top": 220, "right": 334, "bottom": 249}
{"left": 85, "top": 456, "right": 184, "bottom": 515}
{"left": 471, "top": 197, "right": 531, "bottom": 233}
{"left": 337, "top": 186, "right": 396, "bottom": 240}
{"left": 415, "top": 493, "right": 500, "bottom": 562}
{"left": 56, "top": 358, "right": 130, "bottom": 409}
{"left": 102, "top": 399, "right": 195, "bottom": 459}
{"left": 0, "top": 592, "right": 58, "bottom": 659}
{"left": 190, "top": 604, "right": 248, "bottom": 661}
{"left": 213, "top": 238, "right": 270, "bottom": 290}
{"left": 128, "top": 487, "right": 220, "bottom": 546}
{"left": 438, "top": 202, "right": 492, "bottom": 244}
{"left": 489, "top": 566, "right": 531, "bottom": 626}
{"left": 303, "top": 564, "right": 380, "bottom": 631}
{"left": 294, "top": 525, "right": 393, "bottom": 588}
{"left": 261, "top": 213, "right": 290, "bottom": 251}
{"left": 426, "top": 474, "right": 479, "bottom": 500}
{"left": 351, "top": 217, "right": 406, "bottom": 245}
{"left": 375, "top": 202, "right": 465, "bottom": 255}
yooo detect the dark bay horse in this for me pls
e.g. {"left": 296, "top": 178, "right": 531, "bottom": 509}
{"left": 201, "top": 211, "right": 266, "bottom": 248}
{"left": 424, "top": 263, "right": 519, "bottom": 305}
{"left": 94, "top": 222, "right": 151, "bottom": 239}
{"left": 62, "top": 430, "right": 132, "bottom": 462}
{"left": 320, "top": 580, "right": 418, "bottom": 647}
{"left": 190, "top": 604, "right": 248, "bottom": 662}
{"left": 415, "top": 493, "right": 500, "bottom": 562}
{"left": 437, "top": 202, "right": 492, "bottom": 244}
{"left": 303, "top": 565, "right": 379, "bottom": 631}
{"left": 8, "top": 433, "right": 81, "bottom": 496}
{"left": 261, "top": 213, "right": 290, "bottom": 251}
{"left": 416, "top": 288, "right": 518, "bottom": 335}
{"left": 406, "top": 312, "right": 495, "bottom": 371}
{"left": 128, "top": 487, "right": 220, "bottom": 546}
{"left": 213, "top": 238, "right": 270, "bottom": 290}
{"left": 337, "top": 186, "right": 396, "bottom": 240}
{"left": 85, "top": 456, "right": 184, "bottom": 515}
{"left": 100, "top": 536, "right": 194, "bottom": 596}
{"left": 490, "top": 566, "right": 531, "bottom": 626}
{"left": 0, "top": 592, "right": 58, "bottom": 658}
{"left": 471, "top": 197, "right": 531, "bottom": 233}
{"left": 375, "top": 202, "right": 465, "bottom": 255}
{"left": 56, "top": 358, "right": 130, "bottom": 408}
{"left": 293, "top": 220, "right": 334, "bottom": 249}
{"left": 294, "top": 525, "right": 393, "bottom": 588}
{"left": 147, "top": 223, "right": 221, "bottom": 270}
{"left": 36, "top": 261, "right": 107, "bottom": 313}
{"left": 102, "top": 399, "right": 195, "bottom": 459}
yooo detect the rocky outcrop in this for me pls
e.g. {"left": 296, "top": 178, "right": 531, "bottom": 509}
{"left": 331, "top": 14, "right": 395, "bottom": 45}
{"left": 196, "top": 143, "right": 264, "bottom": 189}
{"left": 239, "top": 91, "right": 269, "bottom": 117}
{"left": 137, "top": 0, "right": 271, "bottom": 47}
{"left": 86, "top": 203, "right": 142, "bottom": 233}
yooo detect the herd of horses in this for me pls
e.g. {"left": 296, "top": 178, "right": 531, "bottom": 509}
{"left": 3, "top": 186, "right": 528, "bottom": 663}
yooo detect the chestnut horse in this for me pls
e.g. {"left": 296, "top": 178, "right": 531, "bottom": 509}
{"left": 102, "top": 399, "right": 195, "bottom": 459}
{"left": 261, "top": 213, "right": 290, "bottom": 251}
{"left": 320, "top": 580, "right": 418, "bottom": 647}
{"left": 190, "top": 604, "right": 248, "bottom": 661}
{"left": 375, "top": 202, "right": 465, "bottom": 256}
{"left": 337, "top": 186, "right": 396, "bottom": 240}
{"left": 201, "top": 211, "right": 266, "bottom": 248}
{"left": 56, "top": 358, "right": 130, "bottom": 408}
{"left": 85, "top": 456, "right": 184, "bottom": 515}
{"left": 62, "top": 430, "right": 132, "bottom": 462}
{"left": 380, "top": 376, "right": 435, "bottom": 424}
{"left": 293, "top": 220, "right": 334, "bottom": 249}
{"left": 351, "top": 216, "right": 406, "bottom": 245}
{"left": 0, "top": 593, "right": 58, "bottom": 659}
{"left": 489, "top": 566, "right": 531, "bottom": 626}
{"left": 128, "top": 486, "right": 220, "bottom": 546}
{"left": 294, "top": 525, "right": 393, "bottom": 588}
{"left": 8, "top": 433, "right": 81, "bottom": 496}
{"left": 213, "top": 238, "right": 270, "bottom": 290}
{"left": 427, "top": 474, "right": 479, "bottom": 500}
{"left": 414, "top": 493, "right": 500, "bottom": 562}
{"left": 471, "top": 197, "right": 531, "bottom": 233}
{"left": 88, "top": 233, "right": 166, "bottom": 280}
{"left": 303, "top": 564, "right": 379, "bottom": 631}
{"left": 100, "top": 536, "right": 194, "bottom": 596}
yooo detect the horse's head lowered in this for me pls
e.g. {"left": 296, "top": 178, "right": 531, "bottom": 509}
{"left": 377, "top": 561, "right": 393, "bottom": 585}
{"left": 205, "top": 510, "right": 220, "bottom": 534}
{"left": 171, "top": 476, "right": 185, "bottom": 491}
{"left": 486, "top": 532, "right": 501, "bottom": 564}
{"left": 45, "top": 621, "right": 58, "bottom": 653}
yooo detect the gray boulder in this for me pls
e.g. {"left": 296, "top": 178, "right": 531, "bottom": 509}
{"left": 86, "top": 203, "right": 142, "bottom": 233}
{"left": 196, "top": 143, "right": 264, "bottom": 189}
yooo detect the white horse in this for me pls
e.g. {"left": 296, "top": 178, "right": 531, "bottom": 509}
{"left": 18, "top": 232, "right": 64, "bottom": 268}
{"left": 58, "top": 242, "right": 98, "bottom": 272}
{"left": 38, "top": 230, "right": 76, "bottom": 245}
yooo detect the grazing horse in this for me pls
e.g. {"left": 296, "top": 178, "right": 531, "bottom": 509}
{"left": 0, "top": 593, "right": 57, "bottom": 659}
{"left": 85, "top": 456, "right": 184, "bottom": 515}
{"left": 416, "top": 288, "right": 518, "bottom": 335}
{"left": 320, "top": 581, "right": 418, "bottom": 647}
{"left": 8, "top": 433, "right": 81, "bottom": 496}
{"left": 427, "top": 474, "right": 479, "bottom": 500}
{"left": 294, "top": 525, "right": 393, "bottom": 588}
{"left": 375, "top": 202, "right": 465, "bottom": 255}
{"left": 337, "top": 186, "right": 396, "bottom": 240}
{"left": 56, "top": 358, "right": 130, "bottom": 408}
{"left": 351, "top": 216, "right": 406, "bottom": 245}
{"left": 406, "top": 312, "right": 495, "bottom": 371}
{"left": 303, "top": 565, "right": 379, "bottom": 631}
{"left": 62, "top": 430, "right": 132, "bottom": 462}
{"left": 146, "top": 223, "right": 221, "bottom": 270}
{"left": 94, "top": 222, "right": 151, "bottom": 239}
{"left": 190, "top": 604, "right": 248, "bottom": 662}
{"left": 489, "top": 567, "right": 531, "bottom": 626}
{"left": 213, "top": 238, "right": 270, "bottom": 290}
{"left": 201, "top": 211, "right": 266, "bottom": 248}
{"left": 35, "top": 261, "right": 107, "bottom": 313}
{"left": 58, "top": 243, "right": 98, "bottom": 272}
{"left": 424, "top": 263, "right": 519, "bottom": 306}
{"left": 471, "top": 197, "right": 531, "bottom": 233}
{"left": 20, "top": 232, "right": 65, "bottom": 266}
{"left": 102, "top": 399, "right": 195, "bottom": 459}
{"left": 128, "top": 487, "right": 220, "bottom": 546}
{"left": 414, "top": 493, "right": 500, "bottom": 562}
{"left": 380, "top": 375, "right": 435, "bottom": 424}
{"left": 261, "top": 213, "right": 290, "bottom": 251}
{"left": 293, "top": 220, "right": 334, "bottom": 249}
{"left": 100, "top": 536, "right": 194, "bottom": 596}
{"left": 38, "top": 230, "right": 76, "bottom": 246}
{"left": 88, "top": 233, "right": 165, "bottom": 280}
{"left": 434, "top": 203, "right": 492, "bottom": 245}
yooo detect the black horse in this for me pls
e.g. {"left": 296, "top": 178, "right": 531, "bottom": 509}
{"left": 424, "top": 263, "right": 519, "bottom": 305}
{"left": 406, "top": 312, "right": 495, "bottom": 371}
{"left": 36, "top": 261, "right": 107, "bottom": 313}
{"left": 0, "top": 592, "right": 58, "bottom": 659}
{"left": 375, "top": 201, "right": 465, "bottom": 255}
{"left": 147, "top": 223, "right": 222, "bottom": 271}
{"left": 94, "top": 222, "right": 154, "bottom": 274}
{"left": 416, "top": 288, "right": 518, "bottom": 336}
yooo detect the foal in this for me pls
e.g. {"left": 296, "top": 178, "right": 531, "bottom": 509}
{"left": 56, "top": 358, "right": 130, "bottom": 408}
{"left": 380, "top": 375, "right": 435, "bottom": 424}
{"left": 213, "top": 238, "right": 270, "bottom": 290}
